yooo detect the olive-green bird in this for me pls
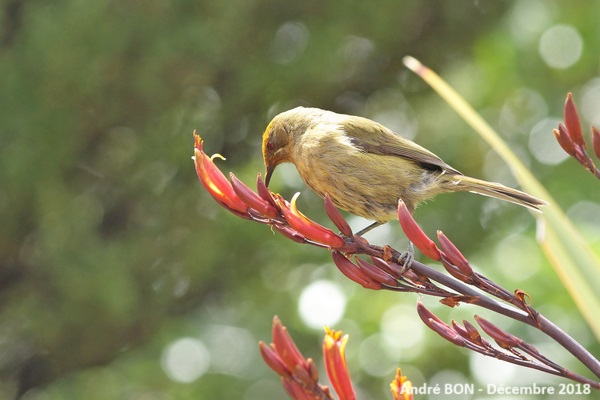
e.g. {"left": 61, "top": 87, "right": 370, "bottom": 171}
{"left": 262, "top": 107, "right": 547, "bottom": 235}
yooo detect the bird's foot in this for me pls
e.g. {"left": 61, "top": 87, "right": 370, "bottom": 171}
{"left": 398, "top": 241, "right": 415, "bottom": 274}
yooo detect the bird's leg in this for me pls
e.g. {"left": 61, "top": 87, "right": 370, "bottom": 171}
{"left": 354, "top": 221, "right": 383, "bottom": 237}
{"left": 399, "top": 241, "right": 414, "bottom": 273}
{"left": 354, "top": 221, "right": 414, "bottom": 272}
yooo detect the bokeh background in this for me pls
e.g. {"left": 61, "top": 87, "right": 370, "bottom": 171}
{"left": 1, "top": 0, "right": 600, "bottom": 399}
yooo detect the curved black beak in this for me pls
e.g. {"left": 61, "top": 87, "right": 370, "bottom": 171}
{"left": 265, "top": 165, "right": 275, "bottom": 187}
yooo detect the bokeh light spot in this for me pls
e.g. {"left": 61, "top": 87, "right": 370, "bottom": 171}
{"left": 205, "top": 325, "right": 256, "bottom": 378}
{"left": 528, "top": 117, "right": 569, "bottom": 165}
{"left": 358, "top": 333, "right": 398, "bottom": 377}
{"left": 380, "top": 304, "right": 425, "bottom": 359}
{"left": 494, "top": 233, "right": 542, "bottom": 282}
{"left": 298, "top": 280, "right": 346, "bottom": 329}
{"left": 161, "top": 337, "right": 210, "bottom": 383}
{"left": 539, "top": 24, "right": 583, "bottom": 69}
{"left": 581, "top": 78, "right": 600, "bottom": 127}
{"left": 269, "top": 21, "right": 309, "bottom": 65}
{"left": 508, "top": 0, "right": 551, "bottom": 45}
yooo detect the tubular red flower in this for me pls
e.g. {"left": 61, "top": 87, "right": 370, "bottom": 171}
{"left": 259, "top": 341, "right": 291, "bottom": 377}
{"left": 230, "top": 173, "right": 279, "bottom": 218}
{"left": 397, "top": 200, "right": 441, "bottom": 260}
{"left": 416, "top": 300, "right": 445, "bottom": 325}
{"left": 192, "top": 131, "right": 249, "bottom": 217}
{"left": 271, "top": 316, "right": 309, "bottom": 372}
{"left": 437, "top": 231, "right": 473, "bottom": 276}
{"left": 276, "top": 193, "right": 346, "bottom": 249}
{"left": 564, "top": 93, "right": 585, "bottom": 147}
{"left": 323, "top": 327, "right": 356, "bottom": 400}
{"left": 554, "top": 124, "right": 576, "bottom": 157}
{"left": 332, "top": 252, "right": 381, "bottom": 290}
{"left": 416, "top": 301, "right": 465, "bottom": 346}
{"left": 324, "top": 194, "right": 353, "bottom": 237}
{"left": 355, "top": 257, "right": 398, "bottom": 286}
{"left": 428, "top": 319, "right": 465, "bottom": 346}
{"left": 256, "top": 172, "right": 280, "bottom": 210}
{"left": 475, "top": 315, "right": 519, "bottom": 349}
{"left": 370, "top": 256, "right": 402, "bottom": 279}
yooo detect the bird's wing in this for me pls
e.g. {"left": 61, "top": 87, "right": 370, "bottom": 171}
{"left": 341, "top": 116, "right": 463, "bottom": 175}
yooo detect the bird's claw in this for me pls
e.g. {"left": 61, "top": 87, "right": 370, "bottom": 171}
{"left": 398, "top": 241, "right": 415, "bottom": 274}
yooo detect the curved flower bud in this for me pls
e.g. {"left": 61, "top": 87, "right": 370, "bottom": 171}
{"left": 475, "top": 315, "right": 519, "bottom": 349}
{"left": 230, "top": 173, "right": 279, "bottom": 218}
{"left": 192, "top": 131, "right": 249, "bottom": 218}
{"left": 437, "top": 231, "right": 474, "bottom": 277}
{"left": 259, "top": 341, "right": 291, "bottom": 377}
{"left": 564, "top": 93, "right": 585, "bottom": 147}
{"left": 324, "top": 194, "right": 353, "bottom": 237}
{"left": 272, "top": 316, "right": 308, "bottom": 372}
{"left": 355, "top": 257, "right": 398, "bottom": 286}
{"left": 256, "top": 172, "right": 280, "bottom": 210}
{"left": 332, "top": 252, "right": 381, "bottom": 290}
{"left": 554, "top": 125, "right": 576, "bottom": 157}
{"left": 276, "top": 193, "right": 346, "bottom": 249}
{"left": 397, "top": 200, "right": 441, "bottom": 260}
{"left": 417, "top": 301, "right": 465, "bottom": 346}
{"left": 323, "top": 327, "right": 356, "bottom": 400}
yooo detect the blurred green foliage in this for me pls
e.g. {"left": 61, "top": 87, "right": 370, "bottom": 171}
{"left": 1, "top": 0, "right": 599, "bottom": 399}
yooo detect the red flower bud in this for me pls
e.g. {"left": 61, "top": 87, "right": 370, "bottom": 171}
{"left": 437, "top": 231, "right": 473, "bottom": 277}
{"left": 355, "top": 257, "right": 398, "bottom": 286}
{"left": 332, "top": 252, "right": 381, "bottom": 290}
{"left": 564, "top": 93, "right": 585, "bottom": 147}
{"left": 397, "top": 200, "right": 441, "bottom": 260}
{"left": 553, "top": 125, "right": 576, "bottom": 157}
{"left": 256, "top": 173, "right": 280, "bottom": 210}
{"left": 475, "top": 315, "right": 519, "bottom": 349}
{"left": 324, "top": 194, "right": 353, "bottom": 237}
{"left": 230, "top": 173, "right": 279, "bottom": 218}
{"left": 271, "top": 316, "right": 309, "bottom": 372}
{"left": 259, "top": 341, "right": 291, "bottom": 377}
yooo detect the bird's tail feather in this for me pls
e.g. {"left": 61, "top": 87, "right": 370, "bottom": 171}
{"left": 451, "top": 175, "right": 548, "bottom": 212}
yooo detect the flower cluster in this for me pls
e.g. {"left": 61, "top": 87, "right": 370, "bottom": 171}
{"left": 259, "top": 316, "right": 413, "bottom": 400}
{"left": 259, "top": 316, "right": 334, "bottom": 400}
{"left": 193, "top": 131, "right": 350, "bottom": 250}
{"left": 553, "top": 93, "right": 600, "bottom": 179}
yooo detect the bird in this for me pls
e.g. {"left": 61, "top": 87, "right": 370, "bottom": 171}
{"left": 262, "top": 106, "right": 547, "bottom": 236}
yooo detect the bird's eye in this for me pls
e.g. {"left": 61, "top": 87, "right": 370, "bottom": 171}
{"left": 266, "top": 141, "right": 275, "bottom": 151}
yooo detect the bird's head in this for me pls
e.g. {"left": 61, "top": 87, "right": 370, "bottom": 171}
{"left": 262, "top": 117, "right": 293, "bottom": 186}
{"left": 262, "top": 107, "right": 320, "bottom": 186}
